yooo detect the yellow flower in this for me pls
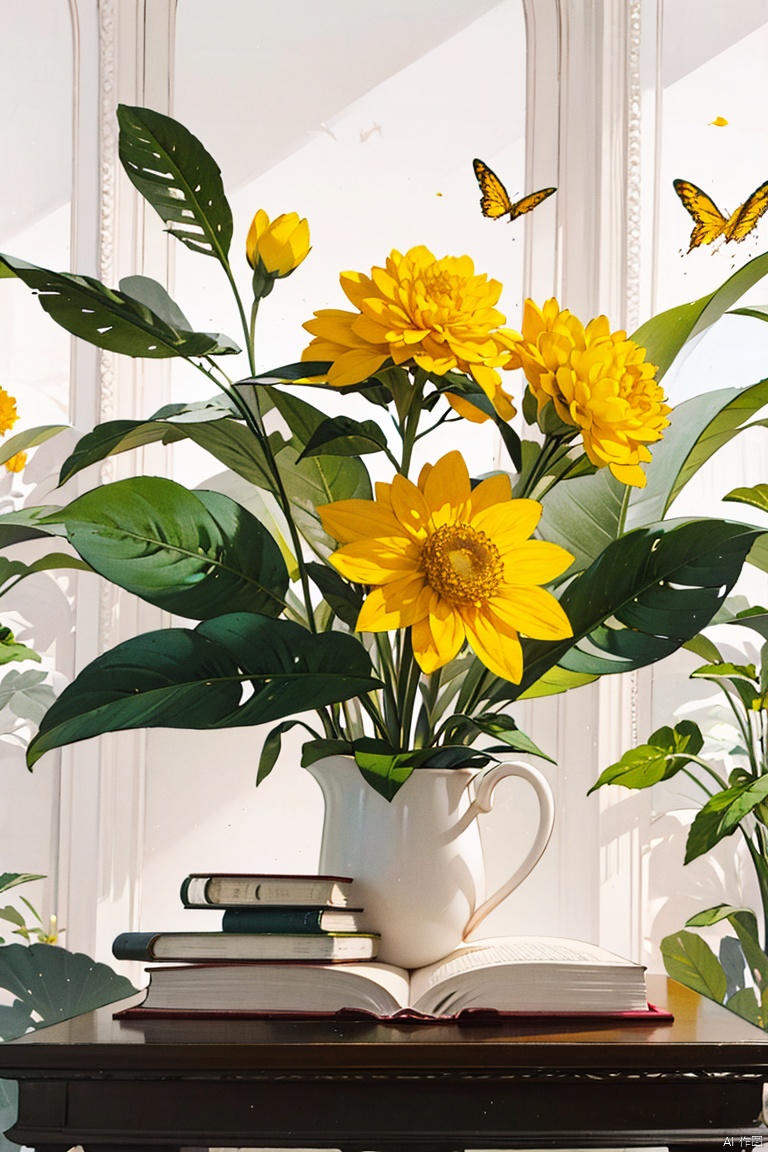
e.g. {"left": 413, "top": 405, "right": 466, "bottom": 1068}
{"left": 302, "top": 245, "right": 517, "bottom": 422}
{"left": 511, "top": 298, "right": 670, "bottom": 487}
{"left": 4, "top": 451, "right": 26, "bottom": 473}
{"left": 319, "top": 450, "right": 573, "bottom": 682}
{"left": 246, "top": 209, "right": 310, "bottom": 279}
{"left": 0, "top": 387, "right": 19, "bottom": 436}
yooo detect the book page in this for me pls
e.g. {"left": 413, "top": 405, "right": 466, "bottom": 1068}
{"left": 337, "top": 962, "right": 411, "bottom": 1012}
{"left": 408, "top": 936, "right": 639, "bottom": 1006}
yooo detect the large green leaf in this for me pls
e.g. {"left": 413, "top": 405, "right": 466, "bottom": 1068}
{"left": 685, "top": 776, "right": 768, "bottom": 863}
{"left": 0, "top": 943, "right": 136, "bottom": 1034}
{"left": 275, "top": 441, "right": 372, "bottom": 560}
{"left": 117, "top": 104, "right": 233, "bottom": 261}
{"left": 588, "top": 721, "right": 704, "bottom": 794}
{"left": 538, "top": 467, "right": 629, "bottom": 577}
{"left": 47, "top": 478, "right": 288, "bottom": 620}
{"left": 58, "top": 416, "right": 275, "bottom": 492}
{"left": 27, "top": 614, "right": 381, "bottom": 767}
{"left": 0, "top": 254, "right": 238, "bottom": 359}
{"left": 0, "top": 425, "right": 67, "bottom": 468}
{"left": 625, "top": 379, "right": 768, "bottom": 530}
{"left": 495, "top": 518, "right": 764, "bottom": 703}
{"left": 660, "top": 929, "right": 727, "bottom": 1002}
{"left": 632, "top": 250, "right": 768, "bottom": 378}
{"left": 0, "top": 507, "right": 68, "bottom": 548}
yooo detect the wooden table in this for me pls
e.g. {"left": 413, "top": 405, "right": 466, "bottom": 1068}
{"left": 0, "top": 976, "right": 766, "bottom": 1150}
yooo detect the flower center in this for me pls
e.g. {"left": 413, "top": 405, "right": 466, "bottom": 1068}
{"left": 421, "top": 523, "right": 503, "bottom": 604}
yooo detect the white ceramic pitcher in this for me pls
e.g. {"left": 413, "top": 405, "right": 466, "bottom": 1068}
{"left": 305, "top": 755, "right": 555, "bottom": 969}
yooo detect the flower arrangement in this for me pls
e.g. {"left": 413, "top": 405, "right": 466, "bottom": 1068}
{"left": 0, "top": 105, "right": 766, "bottom": 799}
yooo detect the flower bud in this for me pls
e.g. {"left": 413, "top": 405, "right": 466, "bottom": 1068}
{"left": 246, "top": 210, "right": 310, "bottom": 297}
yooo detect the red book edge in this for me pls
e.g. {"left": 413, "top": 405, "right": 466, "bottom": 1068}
{"left": 114, "top": 1002, "right": 673, "bottom": 1024}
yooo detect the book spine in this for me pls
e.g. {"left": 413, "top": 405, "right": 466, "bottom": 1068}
{"left": 180, "top": 876, "right": 211, "bottom": 908}
{"left": 222, "top": 908, "right": 329, "bottom": 934}
{"left": 112, "top": 932, "right": 159, "bottom": 961}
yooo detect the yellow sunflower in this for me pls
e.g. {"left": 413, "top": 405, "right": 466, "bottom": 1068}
{"left": 511, "top": 297, "right": 670, "bottom": 487}
{"left": 319, "top": 451, "right": 573, "bottom": 682}
{"left": 302, "top": 245, "right": 517, "bottom": 423}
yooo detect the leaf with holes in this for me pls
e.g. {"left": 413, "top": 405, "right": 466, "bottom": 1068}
{"left": 0, "top": 944, "right": 136, "bottom": 1033}
{"left": 118, "top": 104, "right": 233, "bottom": 261}
{"left": 491, "top": 518, "right": 764, "bottom": 703}
{"left": 0, "top": 254, "right": 238, "bottom": 359}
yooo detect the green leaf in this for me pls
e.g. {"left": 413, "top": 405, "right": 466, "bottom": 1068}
{"left": 724, "top": 483, "right": 768, "bottom": 514}
{"left": 691, "top": 660, "right": 761, "bottom": 711}
{"left": 588, "top": 720, "right": 703, "bottom": 794}
{"left": 0, "top": 874, "right": 45, "bottom": 896}
{"left": 0, "top": 425, "right": 67, "bottom": 467}
{"left": 538, "top": 467, "right": 629, "bottom": 577}
{"left": 305, "top": 562, "right": 363, "bottom": 629}
{"left": 725, "top": 986, "right": 762, "bottom": 1027}
{"left": 660, "top": 929, "right": 727, "bottom": 1002}
{"left": 27, "top": 614, "right": 382, "bottom": 767}
{"left": 0, "top": 943, "right": 136, "bottom": 1030}
{"left": 632, "top": 250, "right": 768, "bottom": 379}
{"left": 458, "top": 713, "right": 555, "bottom": 763}
{"left": 275, "top": 441, "right": 372, "bottom": 560}
{"left": 299, "top": 415, "right": 390, "bottom": 459}
{"left": 117, "top": 104, "right": 233, "bottom": 261}
{"left": 58, "top": 417, "right": 275, "bottom": 492}
{"left": 0, "top": 634, "right": 40, "bottom": 666}
{"left": 351, "top": 739, "right": 418, "bottom": 801}
{"left": 497, "top": 518, "right": 763, "bottom": 702}
{"left": 685, "top": 776, "right": 768, "bottom": 863}
{"left": 720, "top": 934, "right": 747, "bottom": 998}
{"left": 626, "top": 379, "right": 768, "bottom": 529}
{"left": 300, "top": 738, "right": 354, "bottom": 768}
{"left": 48, "top": 478, "right": 288, "bottom": 620}
{"left": 686, "top": 903, "right": 752, "bottom": 928}
{"left": 0, "top": 254, "right": 238, "bottom": 359}
{"left": 257, "top": 719, "right": 320, "bottom": 785}
{"left": 0, "top": 553, "right": 91, "bottom": 600}
{"left": 0, "top": 507, "right": 67, "bottom": 548}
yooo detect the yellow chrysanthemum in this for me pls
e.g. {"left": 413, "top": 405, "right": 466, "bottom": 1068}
{"left": 0, "top": 388, "right": 19, "bottom": 436}
{"left": 511, "top": 297, "right": 671, "bottom": 487}
{"left": 319, "top": 450, "right": 573, "bottom": 682}
{"left": 3, "top": 451, "right": 26, "bottom": 473}
{"left": 302, "top": 245, "right": 517, "bottom": 423}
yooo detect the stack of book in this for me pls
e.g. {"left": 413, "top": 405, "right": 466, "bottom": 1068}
{"left": 113, "top": 872, "right": 664, "bottom": 1023}
{"left": 113, "top": 872, "right": 379, "bottom": 965}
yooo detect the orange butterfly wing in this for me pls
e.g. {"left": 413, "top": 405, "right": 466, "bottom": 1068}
{"left": 726, "top": 180, "right": 768, "bottom": 242}
{"left": 508, "top": 186, "right": 557, "bottom": 220}
{"left": 673, "top": 179, "right": 727, "bottom": 251}
{"left": 473, "top": 158, "right": 555, "bottom": 222}
{"left": 473, "top": 159, "right": 513, "bottom": 219}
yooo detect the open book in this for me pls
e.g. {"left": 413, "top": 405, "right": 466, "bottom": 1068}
{"left": 117, "top": 935, "right": 655, "bottom": 1020}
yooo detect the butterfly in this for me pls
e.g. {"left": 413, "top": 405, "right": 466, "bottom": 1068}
{"left": 473, "top": 158, "right": 556, "bottom": 222}
{"left": 673, "top": 178, "right": 768, "bottom": 252}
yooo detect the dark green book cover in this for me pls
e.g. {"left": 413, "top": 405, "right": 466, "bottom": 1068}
{"left": 221, "top": 906, "right": 363, "bottom": 934}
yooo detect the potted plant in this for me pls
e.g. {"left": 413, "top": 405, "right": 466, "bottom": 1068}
{"left": 1, "top": 105, "right": 766, "bottom": 965}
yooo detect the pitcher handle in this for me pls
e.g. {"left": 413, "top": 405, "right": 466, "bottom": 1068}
{"left": 462, "top": 760, "right": 555, "bottom": 941}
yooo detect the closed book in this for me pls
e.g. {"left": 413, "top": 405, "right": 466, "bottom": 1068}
{"left": 180, "top": 873, "right": 353, "bottom": 909}
{"left": 221, "top": 906, "right": 364, "bottom": 934}
{"left": 115, "top": 935, "right": 662, "bottom": 1021}
{"left": 112, "top": 930, "right": 378, "bottom": 964}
